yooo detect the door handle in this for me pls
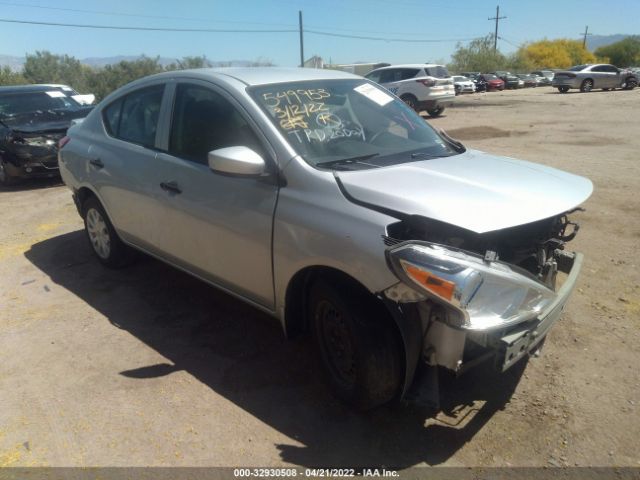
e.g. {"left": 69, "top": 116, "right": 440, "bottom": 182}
{"left": 89, "top": 158, "right": 104, "bottom": 169}
{"left": 160, "top": 181, "right": 182, "bottom": 194}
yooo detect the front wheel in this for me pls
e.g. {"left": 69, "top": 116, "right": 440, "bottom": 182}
{"left": 309, "top": 279, "right": 402, "bottom": 410}
{"left": 623, "top": 78, "right": 638, "bottom": 90}
{"left": 82, "top": 197, "right": 135, "bottom": 268}
{"left": 426, "top": 106, "right": 445, "bottom": 117}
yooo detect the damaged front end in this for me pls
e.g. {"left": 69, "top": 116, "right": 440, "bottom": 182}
{"left": 381, "top": 211, "right": 585, "bottom": 405}
{"left": 0, "top": 129, "right": 65, "bottom": 182}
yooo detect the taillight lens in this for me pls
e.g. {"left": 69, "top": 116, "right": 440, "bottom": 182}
{"left": 417, "top": 78, "right": 436, "bottom": 87}
{"left": 59, "top": 136, "right": 70, "bottom": 149}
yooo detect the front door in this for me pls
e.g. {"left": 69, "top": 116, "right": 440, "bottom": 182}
{"left": 153, "top": 82, "right": 279, "bottom": 308}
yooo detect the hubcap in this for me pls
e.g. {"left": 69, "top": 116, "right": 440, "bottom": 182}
{"left": 86, "top": 208, "right": 111, "bottom": 259}
{"left": 316, "top": 300, "right": 356, "bottom": 387}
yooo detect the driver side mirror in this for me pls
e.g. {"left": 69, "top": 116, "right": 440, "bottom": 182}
{"left": 208, "top": 146, "right": 266, "bottom": 177}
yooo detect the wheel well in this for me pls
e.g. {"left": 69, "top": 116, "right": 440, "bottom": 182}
{"left": 400, "top": 93, "right": 417, "bottom": 102}
{"left": 284, "top": 266, "right": 395, "bottom": 339}
{"left": 76, "top": 187, "right": 97, "bottom": 211}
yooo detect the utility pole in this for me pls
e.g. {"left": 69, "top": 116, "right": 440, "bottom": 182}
{"left": 580, "top": 25, "right": 592, "bottom": 49}
{"left": 488, "top": 5, "right": 507, "bottom": 52}
{"left": 298, "top": 10, "right": 304, "bottom": 67}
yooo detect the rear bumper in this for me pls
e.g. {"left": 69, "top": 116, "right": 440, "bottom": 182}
{"left": 418, "top": 94, "right": 455, "bottom": 111}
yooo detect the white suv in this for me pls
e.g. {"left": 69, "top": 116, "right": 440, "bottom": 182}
{"left": 365, "top": 64, "right": 455, "bottom": 117}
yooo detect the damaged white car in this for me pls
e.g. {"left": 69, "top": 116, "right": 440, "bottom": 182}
{"left": 58, "top": 68, "right": 592, "bottom": 409}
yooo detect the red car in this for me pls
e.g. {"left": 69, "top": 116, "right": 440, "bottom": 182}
{"left": 478, "top": 74, "right": 505, "bottom": 91}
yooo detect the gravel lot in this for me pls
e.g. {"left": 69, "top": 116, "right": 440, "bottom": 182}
{"left": 1, "top": 87, "right": 639, "bottom": 469}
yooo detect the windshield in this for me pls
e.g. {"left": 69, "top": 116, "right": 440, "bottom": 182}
{"left": 0, "top": 91, "right": 82, "bottom": 118}
{"left": 483, "top": 74, "right": 498, "bottom": 80}
{"left": 249, "top": 79, "right": 459, "bottom": 169}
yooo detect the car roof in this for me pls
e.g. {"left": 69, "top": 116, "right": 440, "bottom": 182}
{"left": 144, "top": 67, "right": 360, "bottom": 87}
{"left": 0, "top": 84, "right": 76, "bottom": 94}
{"left": 369, "top": 63, "right": 448, "bottom": 71}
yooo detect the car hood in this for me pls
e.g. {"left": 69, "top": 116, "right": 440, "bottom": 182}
{"left": 335, "top": 149, "right": 593, "bottom": 233}
{"left": 0, "top": 107, "right": 92, "bottom": 133}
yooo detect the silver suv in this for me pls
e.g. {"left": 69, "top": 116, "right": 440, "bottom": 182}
{"left": 365, "top": 64, "right": 455, "bottom": 117}
{"left": 59, "top": 68, "right": 592, "bottom": 409}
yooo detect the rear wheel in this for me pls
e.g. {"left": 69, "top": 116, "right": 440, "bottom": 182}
{"left": 309, "top": 279, "right": 402, "bottom": 410}
{"left": 426, "top": 106, "right": 445, "bottom": 117}
{"left": 0, "top": 160, "right": 16, "bottom": 186}
{"left": 580, "top": 79, "right": 593, "bottom": 92}
{"left": 557, "top": 86, "right": 570, "bottom": 93}
{"left": 400, "top": 94, "right": 419, "bottom": 112}
{"left": 82, "top": 197, "right": 135, "bottom": 268}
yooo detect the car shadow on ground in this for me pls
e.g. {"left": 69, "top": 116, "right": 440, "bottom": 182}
{"left": 24, "top": 230, "right": 527, "bottom": 468}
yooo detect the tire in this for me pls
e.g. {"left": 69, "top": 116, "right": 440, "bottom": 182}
{"left": 309, "top": 279, "right": 402, "bottom": 410}
{"left": 426, "top": 106, "right": 445, "bottom": 117}
{"left": 602, "top": 88, "right": 610, "bottom": 91}
{"left": 623, "top": 78, "right": 638, "bottom": 90}
{"left": 558, "top": 86, "right": 569, "bottom": 93}
{"left": 400, "top": 94, "right": 419, "bottom": 112}
{"left": 580, "top": 79, "right": 593, "bottom": 92}
{"left": 0, "top": 160, "right": 16, "bottom": 186}
{"left": 82, "top": 196, "right": 135, "bottom": 268}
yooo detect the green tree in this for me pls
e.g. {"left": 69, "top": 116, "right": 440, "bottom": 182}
{"left": 23, "top": 51, "right": 89, "bottom": 91}
{"left": 595, "top": 36, "right": 640, "bottom": 66}
{"left": 0, "top": 66, "right": 27, "bottom": 86}
{"left": 85, "top": 56, "right": 164, "bottom": 100}
{"left": 448, "top": 35, "right": 508, "bottom": 73}
{"left": 165, "top": 55, "right": 212, "bottom": 71}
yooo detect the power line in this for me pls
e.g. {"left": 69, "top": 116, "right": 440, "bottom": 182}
{"left": 0, "top": 1, "right": 297, "bottom": 27}
{"left": 0, "top": 17, "right": 483, "bottom": 43}
{"left": 0, "top": 17, "right": 297, "bottom": 33}
{"left": 306, "top": 30, "right": 481, "bottom": 43}
{"left": 488, "top": 5, "right": 507, "bottom": 51}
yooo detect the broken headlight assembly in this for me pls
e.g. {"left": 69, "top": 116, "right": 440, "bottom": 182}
{"left": 385, "top": 242, "right": 556, "bottom": 331}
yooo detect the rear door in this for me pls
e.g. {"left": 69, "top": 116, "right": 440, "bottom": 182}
{"left": 89, "top": 84, "right": 167, "bottom": 248}
{"left": 378, "top": 68, "right": 421, "bottom": 97}
{"left": 152, "top": 81, "right": 279, "bottom": 308}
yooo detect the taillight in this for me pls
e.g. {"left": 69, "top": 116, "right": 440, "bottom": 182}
{"left": 416, "top": 78, "right": 436, "bottom": 87}
{"left": 59, "top": 136, "right": 70, "bottom": 149}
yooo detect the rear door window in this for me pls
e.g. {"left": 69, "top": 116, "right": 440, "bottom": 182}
{"left": 424, "top": 66, "right": 450, "bottom": 78}
{"left": 103, "top": 85, "right": 164, "bottom": 147}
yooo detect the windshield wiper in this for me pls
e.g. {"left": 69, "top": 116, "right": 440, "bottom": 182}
{"left": 316, "top": 153, "right": 380, "bottom": 169}
{"left": 410, "top": 151, "right": 456, "bottom": 159}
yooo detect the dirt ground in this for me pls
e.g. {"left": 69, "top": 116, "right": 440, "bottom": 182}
{"left": 1, "top": 87, "right": 639, "bottom": 469}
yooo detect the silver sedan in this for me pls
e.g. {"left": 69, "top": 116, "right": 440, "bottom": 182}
{"left": 59, "top": 68, "right": 591, "bottom": 409}
{"left": 552, "top": 63, "right": 639, "bottom": 92}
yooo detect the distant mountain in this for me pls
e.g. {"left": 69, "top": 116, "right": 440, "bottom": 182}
{"left": 586, "top": 34, "right": 635, "bottom": 51}
{"left": 0, "top": 54, "right": 263, "bottom": 71}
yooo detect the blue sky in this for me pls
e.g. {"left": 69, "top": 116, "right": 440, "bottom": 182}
{"left": 0, "top": 0, "right": 638, "bottom": 65}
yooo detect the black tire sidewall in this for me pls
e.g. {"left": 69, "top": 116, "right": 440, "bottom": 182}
{"left": 309, "top": 280, "right": 402, "bottom": 410}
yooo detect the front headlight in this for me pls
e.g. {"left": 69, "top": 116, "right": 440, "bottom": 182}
{"left": 386, "top": 242, "right": 556, "bottom": 331}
